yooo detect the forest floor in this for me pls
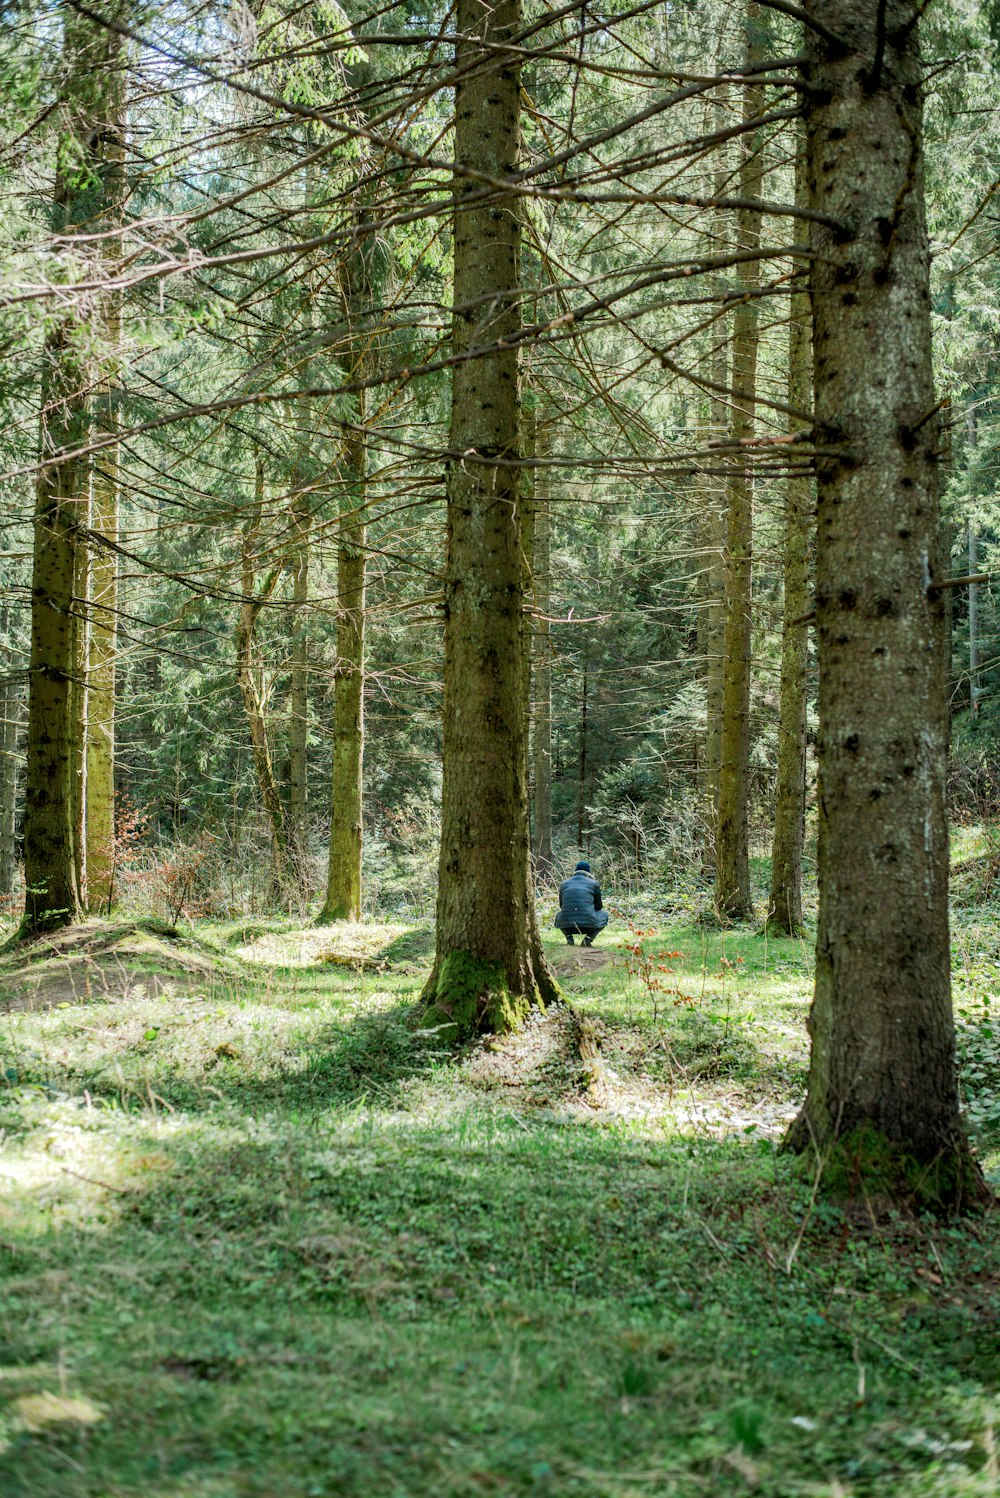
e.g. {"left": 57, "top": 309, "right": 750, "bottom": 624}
{"left": 0, "top": 906, "right": 999, "bottom": 1497}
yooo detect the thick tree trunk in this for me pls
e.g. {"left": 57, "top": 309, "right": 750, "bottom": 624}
{"left": 532, "top": 417, "right": 554, "bottom": 879}
{"left": 23, "top": 334, "right": 86, "bottom": 934}
{"left": 784, "top": 1, "right": 985, "bottom": 1206}
{"left": 21, "top": 9, "right": 126, "bottom": 934}
{"left": 236, "top": 462, "right": 294, "bottom": 904}
{"left": 767, "top": 139, "right": 812, "bottom": 937}
{"left": 715, "top": 6, "right": 763, "bottom": 921}
{"left": 318, "top": 398, "right": 366, "bottom": 924}
{"left": 22, "top": 7, "right": 126, "bottom": 935}
{"left": 421, "top": 0, "right": 557, "bottom": 1037}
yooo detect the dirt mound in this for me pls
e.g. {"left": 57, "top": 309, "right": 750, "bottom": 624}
{"left": 550, "top": 946, "right": 616, "bottom": 976}
{"left": 0, "top": 921, "right": 227, "bottom": 1012}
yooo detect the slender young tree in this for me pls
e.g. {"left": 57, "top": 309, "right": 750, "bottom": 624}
{"left": 236, "top": 459, "right": 295, "bottom": 903}
{"left": 700, "top": 82, "right": 730, "bottom": 874}
{"left": 784, "top": 0, "right": 986, "bottom": 1205}
{"left": 318, "top": 216, "right": 376, "bottom": 925}
{"left": 287, "top": 495, "right": 311, "bottom": 889}
{"left": 421, "top": 0, "right": 557, "bottom": 1035}
{"left": 968, "top": 519, "right": 980, "bottom": 719}
{"left": 715, "top": 3, "right": 764, "bottom": 921}
{"left": 767, "top": 136, "right": 812, "bottom": 937}
{"left": 0, "top": 605, "right": 19, "bottom": 901}
{"left": 318, "top": 386, "right": 367, "bottom": 924}
{"left": 286, "top": 175, "right": 320, "bottom": 894}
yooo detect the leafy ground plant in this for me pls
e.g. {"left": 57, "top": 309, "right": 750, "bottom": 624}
{"left": 0, "top": 916, "right": 997, "bottom": 1497}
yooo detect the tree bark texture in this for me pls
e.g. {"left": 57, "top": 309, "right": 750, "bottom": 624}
{"left": 83, "top": 26, "right": 125, "bottom": 914}
{"left": 21, "top": 6, "right": 124, "bottom": 934}
{"left": 70, "top": 520, "right": 89, "bottom": 906}
{"left": 237, "top": 462, "right": 294, "bottom": 904}
{"left": 287, "top": 497, "right": 310, "bottom": 890}
{"left": 521, "top": 404, "right": 536, "bottom": 756}
{"left": 767, "top": 137, "right": 812, "bottom": 937}
{"left": 700, "top": 83, "right": 730, "bottom": 875}
{"left": 422, "top": 0, "right": 557, "bottom": 1036}
{"left": 0, "top": 608, "right": 20, "bottom": 901}
{"left": 968, "top": 521, "right": 980, "bottom": 719}
{"left": 531, "top": 416, "right": 554, "bottom": 879}
{"left": 715, "top": 7, "right": 763, "bottom": 921}
{"left": 577, "top": 658, "right": 588, "bottom": 855}
{"left": 785, "top": 2, "right": 984, "bottom": 1204}
{"left": 286, "top": 210, "right": 318, "bottom": 894}
{"left": 319, "top": 393, "right": 367, "bottom": 924}
{"left": 86, "top": 465, "right": 119, "bottom": 913}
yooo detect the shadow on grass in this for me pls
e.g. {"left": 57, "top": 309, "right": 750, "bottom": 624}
{"left": 377, "top": 925, "right": 435, "bottom": 966}
{"left": 5, "top": 995, "right": 445, "bottom": 1118}
{"left": 4, "top": 1082, "right": 999, "bottom": 1498}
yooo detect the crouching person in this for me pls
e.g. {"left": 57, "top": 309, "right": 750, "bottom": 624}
{"left": 554, "top": 859, "right": 609, "bottom": 946}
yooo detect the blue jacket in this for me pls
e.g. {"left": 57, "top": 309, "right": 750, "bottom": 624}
{"left": 555, "top": 871, "right": 608, "bottom": 932}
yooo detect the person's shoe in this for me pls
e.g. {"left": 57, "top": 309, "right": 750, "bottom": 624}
{"left": 582, "top": 936, "right": 593, "bottom": 947}
{"left": 565, "top": 934, "right": 575, "bottom": 945}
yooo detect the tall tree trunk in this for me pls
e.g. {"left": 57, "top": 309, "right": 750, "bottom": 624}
{"left": 715, "top": 6, "right": 763, "bottom": 921}
{"left": 701, "top": 82, "right": 730, "bottom": 876}
{"left": 532, "top": 416, "right": 554, "bottom": 878}
{"left": 784, "top": 1, "right": 985, "bottom": 1206}
{"left": 0, "top": 607, "right": 20, "bottom": 901}
{"left": 286, "top": 188, "right": 318, "bottom": 894}
{"left": 421, "top": 0, "right": 557, "bottom": 1037}
{"left": 521, "top": 403, "right": 536, "bottom": 755}
{"left": 287, "top": 497, "right": 310, "bottom": 887}
{"left": 84, "top": 32, "right": 125, "bottom": 915}
{"left": 236, "top": 460, "right": 294, "bottom": 904}
{"left": 701, "top": 348, "right": 728, "bottom": 875}
{"left": 21, "top": 6, "right": 123, "bottom": 935}
{"left": 577, "top": 658, "right": 588, "bottom": 854}
{"left": 70, "top": 523, "right": 89, "bottom": 906}
{"left": 318, "top": 392, "right": 367, "bottom": 924}
{"left": 767, "top": 136, "right": 812, "bottom": 937}
{"left": 86, "top": 455, "right": 119, "bottom": 914}
{"left": 968, "top": 521, "right": 980, "bottom": 720}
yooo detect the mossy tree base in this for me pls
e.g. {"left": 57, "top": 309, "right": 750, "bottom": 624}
{"left": 762, "top": 914, "right": 806, "bottom": 939}
{"left": 782, "top": 1123, "right": 992, "bottom": 1217}
{"left": 316, "top": 902, "right": 354, "bottom": 926}
{"left": 420, "top": 948, "right": 557, "bottom": 1044}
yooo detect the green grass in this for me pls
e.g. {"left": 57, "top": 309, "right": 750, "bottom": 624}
{"left": 0, "top": 915, "right": 998, "bottom": 1497}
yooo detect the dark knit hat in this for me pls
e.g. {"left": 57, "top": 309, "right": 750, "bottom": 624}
{"left": 575, "top": 860, "right": 591, "bottom": 872}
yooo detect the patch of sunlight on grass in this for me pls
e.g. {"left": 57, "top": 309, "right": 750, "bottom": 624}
{"left": 951, "top": 823, "right": 992, "bottom": 863}
{"left": 232, "top": 921, "right": 417, "bottom": 969}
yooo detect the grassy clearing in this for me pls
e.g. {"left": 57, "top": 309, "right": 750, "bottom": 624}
{"left": 0, "top": 914, "right": 998, "bottom": 1497}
